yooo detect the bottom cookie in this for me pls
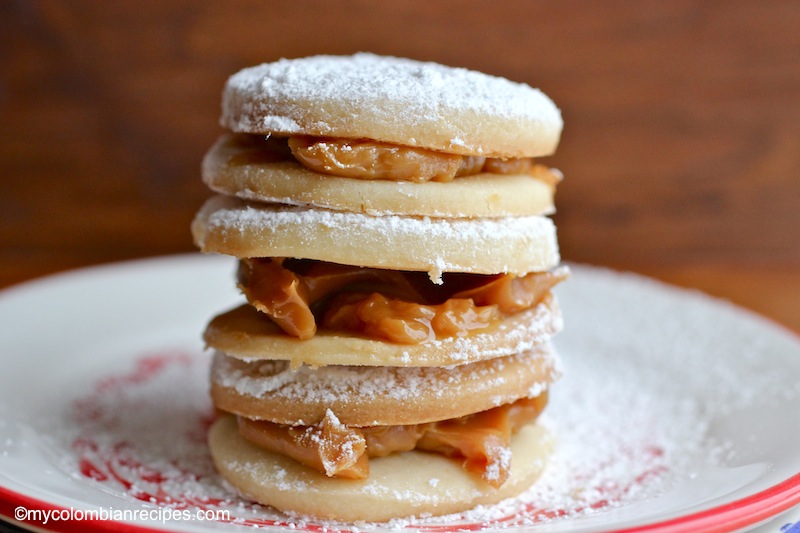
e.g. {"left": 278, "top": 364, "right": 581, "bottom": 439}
{"left": 209, "top": 414, "right": 554, "bottom": 522}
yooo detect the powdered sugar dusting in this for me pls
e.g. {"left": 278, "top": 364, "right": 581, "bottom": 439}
{"left": 222, "top": 53, "right": 562, "bottom": 151}
{"left": 60, "top": 352, "right": 233, "bottom": 508}
{"left": 212, "top": 348, "right": 556, "bottom": 407}
{"left": 202, "top": 197, "right": 557, "bottom": 250}
{"left": 194, "top": 195, "right": 560, "bottom": 277}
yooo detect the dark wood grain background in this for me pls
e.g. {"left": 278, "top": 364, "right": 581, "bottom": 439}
{"left": 1, "top": 1, "right": 798, "bottom": 329}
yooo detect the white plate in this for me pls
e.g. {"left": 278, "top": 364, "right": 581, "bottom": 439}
{"left": 0, "top": 255, "right": 798, "bottom": 532}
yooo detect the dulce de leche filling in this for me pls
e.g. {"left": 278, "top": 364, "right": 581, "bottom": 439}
{"left": 290, "top": 135, "right": 489, "bottom": 182}
{"left": 230, "top": 133, "right": 563, "bottom": 185}
{"left": 237, "top": 393, "right": 548, "bottom": 488}
{"left": 237, "top": 258, "right": 568, "bottom": 343}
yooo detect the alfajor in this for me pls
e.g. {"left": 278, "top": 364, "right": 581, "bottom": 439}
{"left": 193, "top": 53, "right": 567, "bottom": 522}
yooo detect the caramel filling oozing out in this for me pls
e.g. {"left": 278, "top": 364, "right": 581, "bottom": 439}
{"left": 289, "top": 136, "right": 468, "bottom": 182}
{"left": 229, "top": 133, "right": 562, "bottom": 185}
{"left": 236, "top": 393, "right": 548, "bottom": 487}
{"left": 237, "top": 258, "right": 569, "bottom": 343}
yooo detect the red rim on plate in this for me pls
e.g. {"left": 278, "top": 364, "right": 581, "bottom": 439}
{"left": 1, "top": 472, "right": 799, "bottom": 533}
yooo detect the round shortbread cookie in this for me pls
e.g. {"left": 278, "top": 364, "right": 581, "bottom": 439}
{"left": 204, "top": 294, "right": 562, "bottom": 367}
{"left": 221, "top": 54, "right": 562, "bottom": 158}
{"left": 209, "top": 414, "right": 553, "bottom": 522}
{"left": 202, "top": 134, "right": 558, "bottom": 218}
{"left": 192, "top": 195, "right": 560, "bottom": 279}
{"left": 210, "top": 346, "right": 559, "bottom": 427}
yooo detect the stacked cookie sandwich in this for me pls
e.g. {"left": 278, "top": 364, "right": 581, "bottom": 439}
{"left": 192, "top": 54, "right": 567, "bottom": 522}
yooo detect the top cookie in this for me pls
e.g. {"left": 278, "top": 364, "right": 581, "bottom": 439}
{"left": 221, "top": 54, "right": 563, "bottom": 158}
